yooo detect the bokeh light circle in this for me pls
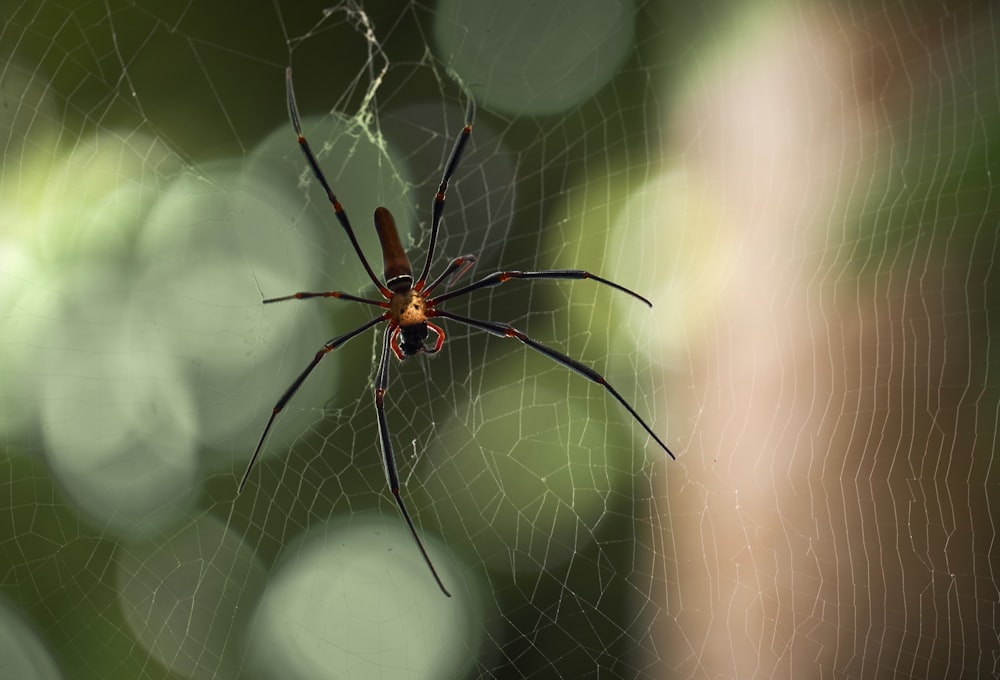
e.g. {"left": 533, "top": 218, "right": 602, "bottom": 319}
{"left": 246, "top": 513, "right": 479, "bottom": 680}
{"left": 434, "top": 0, "right": 635, "bottom": 116}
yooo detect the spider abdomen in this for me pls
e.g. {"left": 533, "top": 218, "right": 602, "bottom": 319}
{"left": 374, "top": 207, "right": 413, "bottom": 293}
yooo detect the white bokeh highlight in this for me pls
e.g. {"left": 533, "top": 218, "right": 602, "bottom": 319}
{"left": 246, "top": 514, "right": 479, "bottom": 680}
{"left": 0, "top": 598, "right": 62, "bottom": 680}
{"left": 40, "top": 266, "right": 200, "bottom": 537}
{"left": 435, "top": 0, "right": 635, "bottom": 116}
{"left": 116, "top": 514, "right": 266, "bottom": 680}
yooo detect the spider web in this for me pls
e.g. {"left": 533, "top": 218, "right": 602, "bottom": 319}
{"left": 1, "top": 0, "right": 998, "bottom": 678}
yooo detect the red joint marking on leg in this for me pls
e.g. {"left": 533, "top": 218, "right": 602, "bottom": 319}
{"left": 464, "top": 125, "right": 472, "bottom": 133}
{"left": 500, "top": 273, "right": 511, "bottom": 282}
{"left": 435, "top": 192, "right": 446, "bottom": 201}
{"left": 273, "top": 406, "right": 282, "bottom": 415}
{"left": 333, "top": 201, "right": 344, "bottom": 213}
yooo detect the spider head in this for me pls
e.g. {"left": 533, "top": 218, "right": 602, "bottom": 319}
{"left": 398, "top": 323, "right": 431, "bottom": 357}
{"left": 392, "top": 321, "right": 444, "bottom": 360}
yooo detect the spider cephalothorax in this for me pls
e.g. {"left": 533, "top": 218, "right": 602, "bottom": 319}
{"left": 239, "top": 67, "right": 675, "bottom": 598}
{"left": 388, "top": 286, "right": 442, "bottom": 358}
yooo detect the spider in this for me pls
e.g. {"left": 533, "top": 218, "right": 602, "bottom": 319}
{"left": 240, "top": 67, "right": 676, "bottom": 598}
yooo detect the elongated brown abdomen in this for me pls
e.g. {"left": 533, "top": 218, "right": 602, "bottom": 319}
{"left": 373, "top": 207, "right": 413, "bottom": 293}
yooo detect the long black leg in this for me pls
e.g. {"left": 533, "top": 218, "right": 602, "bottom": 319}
{"left": 415, "top": 100, "right": 475, "bottom": 288}
{"left": 286, "top": 67, "right": 391, "bottom": 298}
{"left": 434, "top": 310, "right": 675, "bottom": 460}
{"left": 263, "top": 290, "right": 389, "bottom": 307}
{"left": 430, "top": 269, "right": 652, "bottom": 308}
{"left": 239, "top": 314, "right": 387, "bottom": 492}
{"left": 420, "top": 254, "right": 477, "bottom": 297}
{"left": 373, "top": 325, "right": 452, "bottom": 597}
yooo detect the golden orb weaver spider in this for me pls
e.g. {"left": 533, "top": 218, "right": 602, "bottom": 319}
{"left": 239, "top": 68, "right": 676, "bottom": 597}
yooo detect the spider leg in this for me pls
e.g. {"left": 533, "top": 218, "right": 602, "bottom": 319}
{"left": 239, "top": 313, "right": 387, "bottom": 493}
{"left": 263, "top": 290, "right": 390, "bottom": 307}
{"left": 420, "top": 254, "right": 477, "bottom": 297}
{"left": 286, "top": 67, "right": 391, "bottom": 298}
{"left": 433, "top": 310, "right": 675, "bottom": 460}
{"left": 430, "top": 269, "right": 653, "bottom": 308}
{"left": 389, "top": 326, "right": 405, "bottom": 362}
{"left": 415, "top": 100, "right": 476, "bottom": 288}
{"left": 423, "top": 322, "right": 446, "bottom": 354}
{"left": 374, "top": 325, "right": 452, "bottom": 597}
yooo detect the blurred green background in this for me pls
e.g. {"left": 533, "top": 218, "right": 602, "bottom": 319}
{"left": 1, "top": 0, "right": 998, "bottom": 678}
